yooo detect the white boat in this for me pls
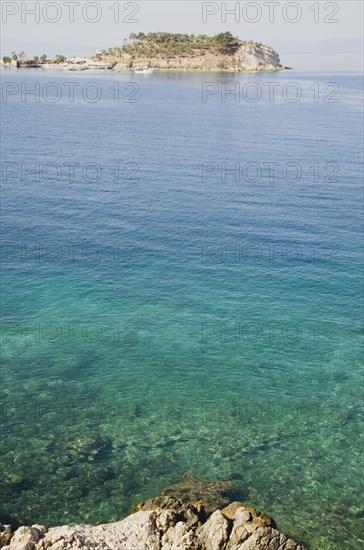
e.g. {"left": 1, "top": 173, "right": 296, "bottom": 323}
{"left": 134, "top": 68, "right": 157, "bottom": 74}
{"left": 69, "top": 66, "right": 89, "bottom": 71}
{"left": 88, "top": 63, "right": 114, "bottom": 70}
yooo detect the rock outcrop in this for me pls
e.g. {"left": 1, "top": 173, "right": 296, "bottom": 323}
{"left": 233, "top": 41, "right": 283, "bottom": 71}
{"left": 0, "top": 497, "right": 306, "bottom": 549}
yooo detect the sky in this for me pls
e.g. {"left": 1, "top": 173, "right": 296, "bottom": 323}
{"left": 1, "top": 0, "right": 363, "bottom": 70}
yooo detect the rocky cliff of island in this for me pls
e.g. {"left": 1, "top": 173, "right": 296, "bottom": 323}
{"left": 100, "top": 32, "right": 287, "bottom": 72}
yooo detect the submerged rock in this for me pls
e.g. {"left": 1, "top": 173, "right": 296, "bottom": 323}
{"left": 0, "top": 497, "right": 307, "bottom": 549}
{"left": 160, "top": 472, "right": 233, "bottom": 515}
{"left": 67, "top": 434, "right": 111, "bottom": 462}
{"left": 2, "top": 473, "right": 25, "bottom": 486}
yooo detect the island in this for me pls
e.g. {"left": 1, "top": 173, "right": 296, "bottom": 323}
{"left": 109, "top": 32, "right": 287, "bottom": 72}
{"left": 1, "top": 32, "right": 289, "bottom": 72}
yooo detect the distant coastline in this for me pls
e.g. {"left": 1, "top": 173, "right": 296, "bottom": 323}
{"left": 1, "top": 32, "right": 290, "bottom": 73}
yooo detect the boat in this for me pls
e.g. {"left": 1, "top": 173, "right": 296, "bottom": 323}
{"left": 87, "top": 63, "right": 114, "bottom": 70}
{"left": 68, "top": 66, "right": 89, "bottom": 71}
{"left": 18, "top": 62, "right": 42, "bottom": 69}
{"left": 134, "top": 68, "right": 157, "bottom": 74}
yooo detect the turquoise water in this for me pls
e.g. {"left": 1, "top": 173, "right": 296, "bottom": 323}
{"left": 1, "top": 69, "right": 363, "bottom": 549}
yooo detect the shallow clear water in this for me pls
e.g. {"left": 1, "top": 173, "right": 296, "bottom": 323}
{"left": 1, "top": 69, "right": 363, "bottom": 549}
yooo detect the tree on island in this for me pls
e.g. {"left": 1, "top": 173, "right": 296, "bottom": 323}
{"left": 40, "top": 54, "right": 47, "bottom": 64}
{"left": 2, "top": 57, "right": 12, "bottom": 66}
{"left": 109, "top": 32, "right": 244, "bottom": 61}
{"left": 11, "top": 51, "right": 18, "bottom": 61}
{"left": 136, "top": 32, "right": 146, "bottom": 43}
{"left": 121, "top": 32, "right": 241, "bottom": 54}
{"left": 214, "top": 32, "right": 240, "bottom": 55}
{"left": 55, "top": 54, "right": 67, "bottom": 64}
{"left": 33, "top": 56, "right": 39, "bottom": 63}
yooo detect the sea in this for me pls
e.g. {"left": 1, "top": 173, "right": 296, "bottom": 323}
{"left": 1, "top": 68, "right": 363, "bottom": 549}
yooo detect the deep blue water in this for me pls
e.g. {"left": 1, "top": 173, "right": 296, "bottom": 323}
{"left": 1, "top": 69, "right": 363, "bottom": 549}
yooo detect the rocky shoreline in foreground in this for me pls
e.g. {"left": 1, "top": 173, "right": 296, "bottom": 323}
{"left": 1, "top": 474, "right": 306, "bottom": 549}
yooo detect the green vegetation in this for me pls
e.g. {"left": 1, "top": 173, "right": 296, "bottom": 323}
{"left": 214, "top": 32, "right": 240, "bottom": 55}
{"left": 55, "top": 55, "right": 67, "bottom": 64}
{"left": 113, "top": 32, "right": 244, "bottom": 59}
{"left": 5, "top": 51, "right": 46, "bottom": 65}
{"left": 9, "top": 51, "right": 27, "bottom": 61}
{"left": 2, "top": 52, "right": 65, "bottom": 65}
